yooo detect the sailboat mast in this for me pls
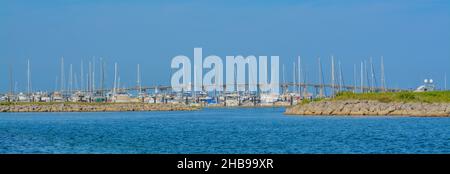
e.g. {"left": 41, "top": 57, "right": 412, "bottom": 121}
{"left": 360, "top": 61, "right": 364, "bottom": 93}
{"left": 113, "top": 62, "right": 118, "bottom": 96}
{"left": 99, "top": 57, "right": 104, "bottom": 96}
{"left": 27, "top": 59, "right": 31, "bottom": 96}
{"left": 61, "top": 57, "right": 64, "bottom": 93}
{"left": 353, "top": 64, "right": 357, "bottom": 93}
{"left": 74, "top": 73, "right": 78, "bottom": 91}
{"left": 338, "top": 61, "right": 343, "bottom": 92}
{"left": 370, "top": 57, "right": 375, "bottom": 92}
{"left": 92, "top": 57, "right": 95, "bottom": 94}
{"left": 86, "top": 73, "right": 89, "bottom": 93}
{"left": 80, "top": 60, "right": 84, "bottom": 92}
{"left": 69, "top": 64, "right": 73, "bottom": 93}
{"left": 293, "top": 62, "right": 296, "bottom": 95}
{"left": 381, "top": 56, "right": 386, "bottom": 91}
{"left": 298, "top": 56, "right": 302, "bottom": 96}
{"left": 88, "top": 62, "right": 92, "bottom": 93}
{"left": 365, "top": 60, "right": 370, "bottom": 92}
{"left": 318, "top": 57, "right": 324, "bottom": 98}
{"left": 331, "top": 55, "right": 335, "bottom": 96}
{"left": 302, "top": 64, "right": 308, "bottom": 98}
{"left": 137, "top": 64, "right": 142, "bottom": 94}
{"left": 9, "top": 65, "right": 13, "bottom": 96}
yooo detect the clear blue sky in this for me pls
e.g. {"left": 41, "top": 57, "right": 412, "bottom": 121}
{"left": 1, "top": 0, "right": 449, "bottom": 92}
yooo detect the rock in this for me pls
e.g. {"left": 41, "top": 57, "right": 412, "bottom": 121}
{"left": 285, "top": 100, "right": 450, "bottom": 117}
{"left": 0, "top": 103, "right": 198, "bottom": 113}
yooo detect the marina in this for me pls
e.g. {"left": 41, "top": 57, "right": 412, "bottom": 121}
{"left": 1, "top": 56, "right": 417, "bottom": 109}
{"left": 1, "top": 0, "right": 449, "bottom": 170}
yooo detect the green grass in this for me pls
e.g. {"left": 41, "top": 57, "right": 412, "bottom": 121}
{"left": 333, "top": 91, "right": 450, "bottom": 103}
{"left": 299, "top": 97, "right": 325, "bottom": 105}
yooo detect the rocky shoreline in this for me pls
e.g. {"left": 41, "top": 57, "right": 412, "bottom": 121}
{"left": 0, "top": 103, "right": 199, "bottom": 112}
{"left": 285, "top": 100, "right": 450, "bottom": 117}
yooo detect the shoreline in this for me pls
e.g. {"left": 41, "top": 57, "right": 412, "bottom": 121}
{"left": 285, "top": 99, "right": 450, "bottom": 117}
{"left": 0, "top": 102, "right": 290, "bottom": 113}
{"left": 4, "top": 99, "right": 450, "bottom": 117}
{"left": 0, "top": 102, "right": 199, "bottom": 112}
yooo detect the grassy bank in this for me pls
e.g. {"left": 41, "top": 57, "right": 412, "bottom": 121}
{"left": 333, "top": 91, "right": 450, "bottom": 103}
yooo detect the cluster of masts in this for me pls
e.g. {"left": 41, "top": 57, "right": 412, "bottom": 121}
{"left": 59, "top": 57, "right": 107, "bottom": 94}
{"left": 2, "top": 57, "right": 149, "bottom": 103}
{"left": 281, "top": 56, "right": 389, "bottom": 98}
{"left": 1, "top": 55, "right": 446, "bottom": 105}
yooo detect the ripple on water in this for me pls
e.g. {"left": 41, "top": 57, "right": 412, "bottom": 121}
{"left": 0, "top": 108, "right": 449, "bottom": 154}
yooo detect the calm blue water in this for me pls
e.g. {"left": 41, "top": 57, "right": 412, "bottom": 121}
{"left": 0, "top": 108, "right": 449, "bottom": 154}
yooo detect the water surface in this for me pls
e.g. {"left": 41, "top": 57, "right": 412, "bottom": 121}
{"left": 0, "top": 108, "right": 449, "bottom": 154}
